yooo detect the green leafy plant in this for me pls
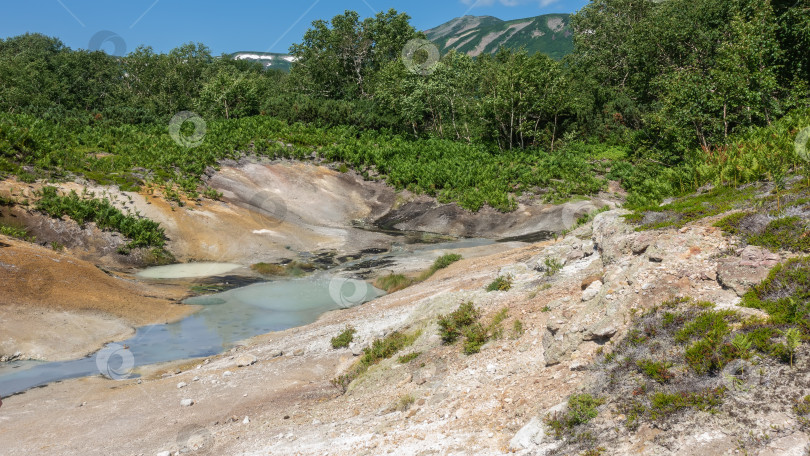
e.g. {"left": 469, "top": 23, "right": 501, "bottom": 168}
{"left": 544, "top": 257, "right": 564, "bottom": 276}
{"left": 331, "top": 326, "right": 356, "bottom": 349}
{"left": 486, "top": 274, "right": 513, "bottom": 292}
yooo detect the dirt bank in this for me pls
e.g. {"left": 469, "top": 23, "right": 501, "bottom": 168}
{"left": 0, "top": 236, "right": 192, "bottom": 360}
{"left": 5, "top": 205, "right": 794, "bottom": 455}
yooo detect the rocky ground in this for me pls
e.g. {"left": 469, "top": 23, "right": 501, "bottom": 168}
{"left": 2, "top": 162, "right": 809, "bottom": 455}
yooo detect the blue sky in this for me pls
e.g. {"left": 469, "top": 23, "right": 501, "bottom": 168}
{"left": 0, "top": 0, "right": 588, "bottom": 56}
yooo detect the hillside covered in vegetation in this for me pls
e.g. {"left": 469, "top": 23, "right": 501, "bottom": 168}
{"left": 0, "top": 0, "right": 807, "bottom": 218}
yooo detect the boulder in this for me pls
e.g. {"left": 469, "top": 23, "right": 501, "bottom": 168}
{"left": 235, "top": 354, "right": 257, "bottom": 367}
{"left": 582, "top": 280, "right": 603, "bottom": 302}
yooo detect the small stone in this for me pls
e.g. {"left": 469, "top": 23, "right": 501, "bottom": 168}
{"left": 157, "top": 452, "right": 171, "bottom": 456}
{"left": 177, "top": 382, "right": 187, "bottom": 389}
{"left": 243, "top": 416, "right": 250, "bottom": 424}
{"left": 269, "top": 350, "right": 283, "bottom": 358}
{"left": 193, "top": 376, "right": 199, "bottom": 382}
{"left": 293, "top": 348, "right": 305, "bottom": 356}
{"left": 486, "top": 363, "right": 497, "bottom": 374}
{"left": 180, "top": 399, "right": 194, "bottom": 407}
{"left": 569, "top": 360, "right": 587, "bottom": 371}
{"left": 235, "top": 354, "right": 257, "bottom": 367}
{"left": 509, "top": 416, "right": 545, "bottom": 450}
{"left": 223, "top": 371, "right": 233, "bottom": 377}
{"left": 631, "top": 235, "right": 652, "bottom": 255}
{"left": 397, "top": 374, "right": 413, "bottom": 388}
{"left": 581, "top": 280, "right": 602, "bottom": 302}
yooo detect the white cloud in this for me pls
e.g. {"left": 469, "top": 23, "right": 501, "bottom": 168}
{"left": 461, "top": 0, "right": 560, "bottom": 8}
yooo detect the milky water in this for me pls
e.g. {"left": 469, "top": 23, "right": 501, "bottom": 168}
{"left": 0, "top": 275, "right": 383, "bottom": 397}
{"left": 0, "top": 237, "right": 503, "bottom": 397}
{"left": 136, "top": 262, "right": 242, "bottom": 279}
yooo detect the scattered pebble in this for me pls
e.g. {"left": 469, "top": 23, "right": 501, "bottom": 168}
{"left": 177, "top": 382, "right": 187, "bottom": 389}
{"left": 180, "top": 399, "right": 194, "bottom": 407}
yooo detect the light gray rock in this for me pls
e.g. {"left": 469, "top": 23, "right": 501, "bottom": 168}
{"left": 758, "top": 432, "right": 810, "bottom": 456}
{"left": 509, "top": 416, "right": 545, "bottom": 450}
{"left": 631, "top": 234, "right": 653, "bottom": 255}
{"left": 156, "top": 452, "right": 171, "bottom": 456}
{"left": 176, "top": 382, "right": 187, "bottom": 389}
{"left": 581, "top": 240, "right": 595, "bottom": 255}
{"left": 585, "top": 321, "right": 618, "bottom": 341}
{"left": 180, "top": 398, "right": 194, "bottom": 407}
{"left": 235, "top": 354, "right": 257, "bottom": 367}
{"left": 582, "top": 280, "right": 603, "bottom": 302}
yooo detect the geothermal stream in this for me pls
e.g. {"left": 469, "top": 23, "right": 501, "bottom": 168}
{"left": 0, "top": 237, "right": 510, "bottom": 397}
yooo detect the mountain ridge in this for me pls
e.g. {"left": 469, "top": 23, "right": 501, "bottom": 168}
{"left": 230, "top": 12, "right": 574, "bottom": 69}
{"left": 424, "top": 13, "right": 573, "bottom": 59}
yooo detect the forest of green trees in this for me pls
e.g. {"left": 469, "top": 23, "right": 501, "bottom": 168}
{"left": 0, "top": 0, "right": 808, "bottom": 211}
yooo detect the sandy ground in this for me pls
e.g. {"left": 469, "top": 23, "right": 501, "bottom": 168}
{"left": 0, "top": 160, "right": 629, "bottom": 455}
{"left": 0, "top": 240, "right": 558, "bottom": 455}
{"left": 0, "top": 236, "right": 192, "bottom": 360}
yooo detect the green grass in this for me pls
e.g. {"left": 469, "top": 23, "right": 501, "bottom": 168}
{"left": 0, "top": 223, "right": 34, "bottom": 241}
{"left": 486, "top": 275, "right": 513, "bottom": 292}
{"left": 332, "top": 329, "right": 422, "bottom": 391}
{"left": 331, "top": 326, "right": 356, "bottom": 349}
{"left": 35, "top": 186, "right": 165, "bottom": 249}
{"left": 416, "top": 253, "right": 462, "bottom": 281}
{"left": 626, "top": 185, "right": 753, "bottom": 230}
{"left": 545, "top": 394, "right": 605, "bottom": 438}
{"left": 742, "top": 257, "right": 810, "bottom": 326}
{"left": 374, "top": 273, "right": 413, "bottom": 293}
{"left": 1, "top": 113, "right": 607, "bottom": 213}
{"left": 647, "top": 389, "right": 725, "bottom": 420}
{"left": 748, "top": 217, "right": 810, "bottom": 252}
{"left": 636, "top": 359, "right": 674, "bottom": 383}
{"left": 437, "top": 303, "right": 510, "bottom": 354}
{"left": 251, "top": 261, "right": 317, "bottom": 277}
{"left": 543, "top": 258, "right": 564, "bottom": 276}
{"left": 437, "top": 302, "right": 480, "bottom": 344}
{"left": 397, "top": 352, "right": 421, "bottom": 363}
{"left": 251, "top": 262, "right": 287, "bottom": 276}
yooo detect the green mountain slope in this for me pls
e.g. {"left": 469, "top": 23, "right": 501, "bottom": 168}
{"left": 424, "top": 14, "right": 573, "bottom": 59}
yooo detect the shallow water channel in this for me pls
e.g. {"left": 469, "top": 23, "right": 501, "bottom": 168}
{"left": 0, "top": 238, "right": 499, "bottom": 397}
{"left": 0, "top": 275, "right": 383, "bottom": 397}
